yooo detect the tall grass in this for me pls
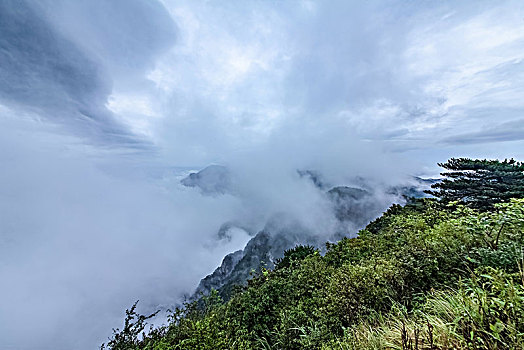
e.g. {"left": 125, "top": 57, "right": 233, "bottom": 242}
{"left": 328, "top": 268, "right": 524, "bottom": 350}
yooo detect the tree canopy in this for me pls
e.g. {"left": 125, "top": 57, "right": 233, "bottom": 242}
{"left": 426, "top": 158, "right": 524, "bottom": 210}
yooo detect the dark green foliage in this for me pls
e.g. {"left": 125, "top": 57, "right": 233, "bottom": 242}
{"left": 275, "top": 245, "right": 318, "bottom": 270}
{"left": 101, "top": 301, "right": 159, "bottom": 350}
{"left": 456, "top": 268, "right": 524, "bottom": 348}
{"left": 426, "top": 158, "right": 524, "bottom": 210}
{"left": 331, "top": 266, "right": 524, "bottom": 349}
{"left": 104, "top": 195, "right": 524, "bottom": 349}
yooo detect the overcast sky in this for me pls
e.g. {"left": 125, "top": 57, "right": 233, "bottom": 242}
{"left": 1, "top": 1, "right": 524, "bottom": 349}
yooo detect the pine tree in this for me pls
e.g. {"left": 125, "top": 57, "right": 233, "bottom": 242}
{"left": 426, "top": 158, "right": 524, "bottom": 210}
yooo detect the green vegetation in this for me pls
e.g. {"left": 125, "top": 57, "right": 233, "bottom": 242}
{"left": 103, "top": 159, "right": 524, "bottom": 350}
{"left": 426, "top": 158, "right": 524, "bottom": 211}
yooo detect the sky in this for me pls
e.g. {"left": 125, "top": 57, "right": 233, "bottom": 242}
{"left": 1, "top": 0, "right": 524, "bottom": 349}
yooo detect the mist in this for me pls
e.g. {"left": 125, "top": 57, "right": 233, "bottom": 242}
{"left": 1, "top": 0, "right": 524, "bottom": 349}
{"left": 0, "top": 106, "right": 403, "bottom": 350}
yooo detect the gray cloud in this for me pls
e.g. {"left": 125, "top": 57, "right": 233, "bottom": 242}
{"left": 443, "top": 118, "right": 524, "bottom": 144}
{"left": 149, "top": 0, "right": 524, "bottom": 167}
{"left": 0, "top": 116, "right": 248, "bottom": 350}
{"left": 0, "top": 0, "right": 175, "bottom": 147}
{"left": 1, "top": 1, "right": 524, "bottom": 349}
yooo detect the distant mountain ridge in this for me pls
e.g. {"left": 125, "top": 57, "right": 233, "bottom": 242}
{"left": 180, "top": 165, "right": 232, "bottom": 195}
{"left": 183, "top": 166, "right": 438, "bottom": 301}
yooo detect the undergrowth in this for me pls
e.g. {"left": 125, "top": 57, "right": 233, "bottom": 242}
{"left": 103, "top": 198, "right": 524, "bottom": 349}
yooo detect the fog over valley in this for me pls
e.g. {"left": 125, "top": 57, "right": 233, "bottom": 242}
{"left": 1, "top": 1, "right": 524, "bottom": 349}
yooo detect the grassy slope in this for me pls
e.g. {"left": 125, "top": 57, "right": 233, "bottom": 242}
{"left": 105, "top": 198, "right": 524, "bottom": 350}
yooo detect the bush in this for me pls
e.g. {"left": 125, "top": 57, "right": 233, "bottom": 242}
{"left": 104, "top": 198, "right": 524, "bottom": 350}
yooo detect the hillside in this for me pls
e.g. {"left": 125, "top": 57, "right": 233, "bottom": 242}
{"left": 104, "top": 197, "right": 524, "bottom": 349}
{"left": 186, "top": 166, "right": 435, "bottom": 301}
{"left": 103, "top": 159, "right": 524, "bottom": 349}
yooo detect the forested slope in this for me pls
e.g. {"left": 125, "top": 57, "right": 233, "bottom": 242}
{"left": 104, "top": 159, "right": 524, "bottom": 350}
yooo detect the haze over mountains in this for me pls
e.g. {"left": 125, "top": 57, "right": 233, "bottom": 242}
{"left": 1, "top": 1, "right": 524, "bottom": 349}
{"left": 183, "top": 165, "right": 436, "bottom": 301}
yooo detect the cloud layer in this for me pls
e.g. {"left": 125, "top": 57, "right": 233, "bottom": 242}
{"left": 1, "top": 1, "right": 524, "bottom": 349}
{"left": 0, "top": 0, "right": 175, "bottom": 146}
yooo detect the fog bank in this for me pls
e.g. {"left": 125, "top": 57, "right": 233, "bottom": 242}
{"left": 1, "top": 0, "right": 524, "bottom": 349}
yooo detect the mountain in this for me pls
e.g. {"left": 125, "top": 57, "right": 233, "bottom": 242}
{"left": 193, "top": 214, "right": 328, "bottom": 301}
{"left": 193, "top": 249, "right": 243, "bottom": 299}
{"left": 190, "top": 166, "right": 439, "bottom": 300}
{"left": 108, "top": 197, "right": 524, "bottom": 349}
{"left": 105, "top": 160, "right": 524, "bottom": 350}
{"left": 327, "top": 186, "right": 370, "bottom": 225}
{"left": 387, "top": 176, "right": 439, "bottom": 199}
{"left": 180, "top": 165, "right": 232, "bottom": 195}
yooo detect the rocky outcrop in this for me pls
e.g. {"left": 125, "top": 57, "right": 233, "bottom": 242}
{"left": 192, "top": 231, "right": 273, "bottom": 300}
{"left": 192, "top": 217, "right": 325, "bottom": 301}
{"left": 191, "top": 168, "right": 439, "bottom": 301}
{"left": 193, "top": 249, "right": 243, "bottom": 298}
{"left": 180, "top": 165, "right": 232, "bottom": 195}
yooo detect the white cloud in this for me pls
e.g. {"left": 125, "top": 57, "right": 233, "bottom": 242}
{"left": 2, "top": 1, "right": 524, "bottom": 349}
{"left": 107, "top": 93, "right": 160, "bottom": 137}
